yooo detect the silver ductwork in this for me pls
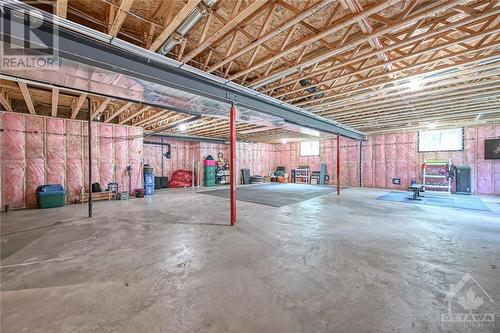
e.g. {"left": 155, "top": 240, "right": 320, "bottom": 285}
{"left": 158, "top": 0, "right": 217, "bottom": 56}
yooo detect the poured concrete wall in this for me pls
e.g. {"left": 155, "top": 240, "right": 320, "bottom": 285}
{"left": 0, "top": 112, "right": 143, "bottom": 208}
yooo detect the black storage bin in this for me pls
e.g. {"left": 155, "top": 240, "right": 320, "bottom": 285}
{"left": 154, "top": 177, "right": 162, "bottom": 190}
{"left": 153, "top": 177, "right": 168, "bottom": 189}
{"left": 160, "top": 177, "right": 169, "bottom": 188}
{"left": 456, "top": 166, "right": 472, "bottom": 194}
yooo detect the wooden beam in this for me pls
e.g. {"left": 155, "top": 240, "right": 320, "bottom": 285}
{"left": 182, "top": 0, "right": 268, "bottom": 63}
{"left": 246, "top": 1, "right": 463, "bottom": 87}
{"left": 0, "top": 90, "right": 12, "bottom": 112}
{"left": 266, "top": 8, "right": 500, "bottom": 96}
{"left": 71, "top": 93, "right": 88, "bottom": 118}
{"left": 56, "top": 0, "right": 68, "bottom": 18}
{"left": 92, "top": 98, "right": 112, "bottom": 119}
{"left": 335, "top": 89, "right": 499, "bottom": 122}
{"left": 141, "top": 111, "right": 181, "bottom": 128}
{"left": 105, "top": 102, "right": 133, "bottom": 122}
{"left": 119, "top": 105, "right": 151, "bottom": 124}
{"left": 317, "top": 73, "right": 500, "bottom": 116}
{"left": 280, "top": 32, "right": 500, "bottom": 101}
{"left": 133, "top": 110, "right": 170, "bottom": 127}
{"left": 18, "top": 82, "right": 35, "bottom": 114}
{"left": 228, "top": 0, "right": 400, "bottom": 81}
{"left": 108, "top": 0, "right": 135, "bottom": 37}
{"left": 51, "top": 88, "right": 59, "bottom": 117}
{"left": 316, "top": 79, "right": 500, "bottom": 121}
{"left": 303, "top": 53, "right": 500, "bottom": 109}
{"left": 149, "top": 0, "right": 203, "bottom": 51}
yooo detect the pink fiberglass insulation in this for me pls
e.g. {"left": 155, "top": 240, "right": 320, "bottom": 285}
{"left": 128, "top": 127, "right": 143, "bottom": 191}
{"left": 384, "top": 134, "right": 396, "bottom": 190}
{"left": 83, "top": 123, "right": 100, "bottom": 191}
{"left": 99, "top": 124, "right": 114, "bottom": 189}
{"left": 339, "top": 137, "right": 348, "bottom": 186}
{"left": 346, "top": 139, "right": 359, "bottom": 186}
{"left": 25, "top": 116, "right": 45, "bottom": 207}
{"left": 362, "top": 137, "right": 373, "bottom": 187}
{"left": 142, "top": 138, "right": 192, "bottom": 180}
{"left": 394, "top": 133, "right": 407, "bottom": 190}
{"left": 143, "top": 144, "right": 159, "bottom": 174}
{"left": 114, "top": 126, "right": 128, "bottom": 193}
{"left": 1, "top": 113, "right": 26, "bottom": 208}
{"left": 66, "top": 120, "right": 83, "bottom": 202}
{"left": 0, "top": 113, "right": 143, "bottom": 208}
{"left": 46, "top": 118, "right": 66, "bottom": 187}
{"left": 407, "top": 132, "right": 418, "bottom": 184}
{"left": 237, "top": 142, "right": 276, "bottom": 182}
{"left": 477, "top": 125, "right": 493, "bottom": 194}
{"left": 374, "top": 135, "right": 386, "bottom": 188}
{"left": 495, "top": 125, "right": 500, "bottom": 195}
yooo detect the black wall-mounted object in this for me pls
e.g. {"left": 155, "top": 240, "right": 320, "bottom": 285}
{"left": 456, "top": 166, "right": 472, "bottom": 195}
{"left": 484, "top": 139, "right": 500, "bottom": 160}
{"left": 392, "top": 178, "right": 401, "bottom": 185}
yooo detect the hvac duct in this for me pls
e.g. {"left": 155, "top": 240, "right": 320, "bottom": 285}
{"left": 159, "top": 0, "right": 217, "bottom": 56}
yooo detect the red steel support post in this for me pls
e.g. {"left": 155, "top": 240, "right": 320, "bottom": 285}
{"left": 337, "top": 133, "right": 340, "bottom": 196}
{"left": 230, "top": 103, "right": 237, "bottom": 226}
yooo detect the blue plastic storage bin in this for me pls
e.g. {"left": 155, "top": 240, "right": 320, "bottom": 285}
{"left": 144, "top": 173, "right": 154, "bottom": 186}
{"left": 145, "top": 184, "right": 154, "bottom": 196}
{"left": 37, "top": 184, "right": 66, "bottom": 208}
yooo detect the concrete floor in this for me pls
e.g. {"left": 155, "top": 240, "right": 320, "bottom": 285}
{"left": 1, "top": 187, "right": 499, "bottom": 332}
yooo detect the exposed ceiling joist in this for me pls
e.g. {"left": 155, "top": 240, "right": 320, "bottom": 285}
{"left": 182, "top": 0, "right": 269, "bottom": 63}
{"left": 149, "top": 0, "right": 203, "bottom": 51}
{"left": 70, "top": 93, "right": 88, "bottom": 118}
{"left": 108, "top": 0, "right": 135, "bottom": 37}
{"left": 119, "top": 105, "right": 152, "bottom": 124}
{"left": 18, "top": 82, "right": 35, "bottom": 114}
{"left": 0, "top": 90, "right": 12, "bottom": 112}
{"left": 105, "top": 102, "right": 133, "bottom": 122}
{"left": 56, "top": 0, "right": 68, "bottom": 18}
{"left": 51, "top": 88, "right": 59, "bottom": 117}
{"left": 206, "top": 0, "right": 335, "bottom": 73}
{"left": 92, "top": 98, "right": 112, "bottom": 119}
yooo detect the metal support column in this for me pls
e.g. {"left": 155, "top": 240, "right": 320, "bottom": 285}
{"left": 337, "top": 133, "right": 340, "bottom": 196}
{"left": 88, "top": 98, "right": 93, "bottom": 217}
{"left": 229, "top": 103, "right": 237, "bottom": 226}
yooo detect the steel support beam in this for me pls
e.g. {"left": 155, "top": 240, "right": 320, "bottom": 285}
{"left": 0, "top": 2, "right": 365, "bottom": 141}
{"left": 229, "top": 104, "right": 237, "bottom": 226}
{"left": 337, "top": 133, "right": 340, "bottom": 196}
{"left": 88, "top": 97, "right": 93, "bottom": 217}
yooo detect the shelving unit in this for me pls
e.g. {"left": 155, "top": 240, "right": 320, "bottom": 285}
{"left": 293, "top": 168, "right": 310, "bottom": 184}
{"left": 423, "top": 159, "right": 452, "bottom": 195}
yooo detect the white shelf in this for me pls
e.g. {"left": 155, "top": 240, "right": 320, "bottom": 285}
{"left": 423, "top": 159, "right": 452, "bottom": 194}
{"left": 293, "top": 168, "right": 310, "bottom": 184}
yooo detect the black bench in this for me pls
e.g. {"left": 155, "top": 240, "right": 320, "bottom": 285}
{"left": 409, "top": 184, "right": 425, "bottom": 200}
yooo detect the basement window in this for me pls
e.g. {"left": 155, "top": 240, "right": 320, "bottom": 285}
{"left": 418, "top": 128, "right": 464, "bottom": 152}
{"left": 300, "top": 141, "right": 320, "bottom": 156}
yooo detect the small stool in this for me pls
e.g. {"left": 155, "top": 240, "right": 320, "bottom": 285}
{"left": 409, "top": 184, "right": 424, "bottom": 201}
